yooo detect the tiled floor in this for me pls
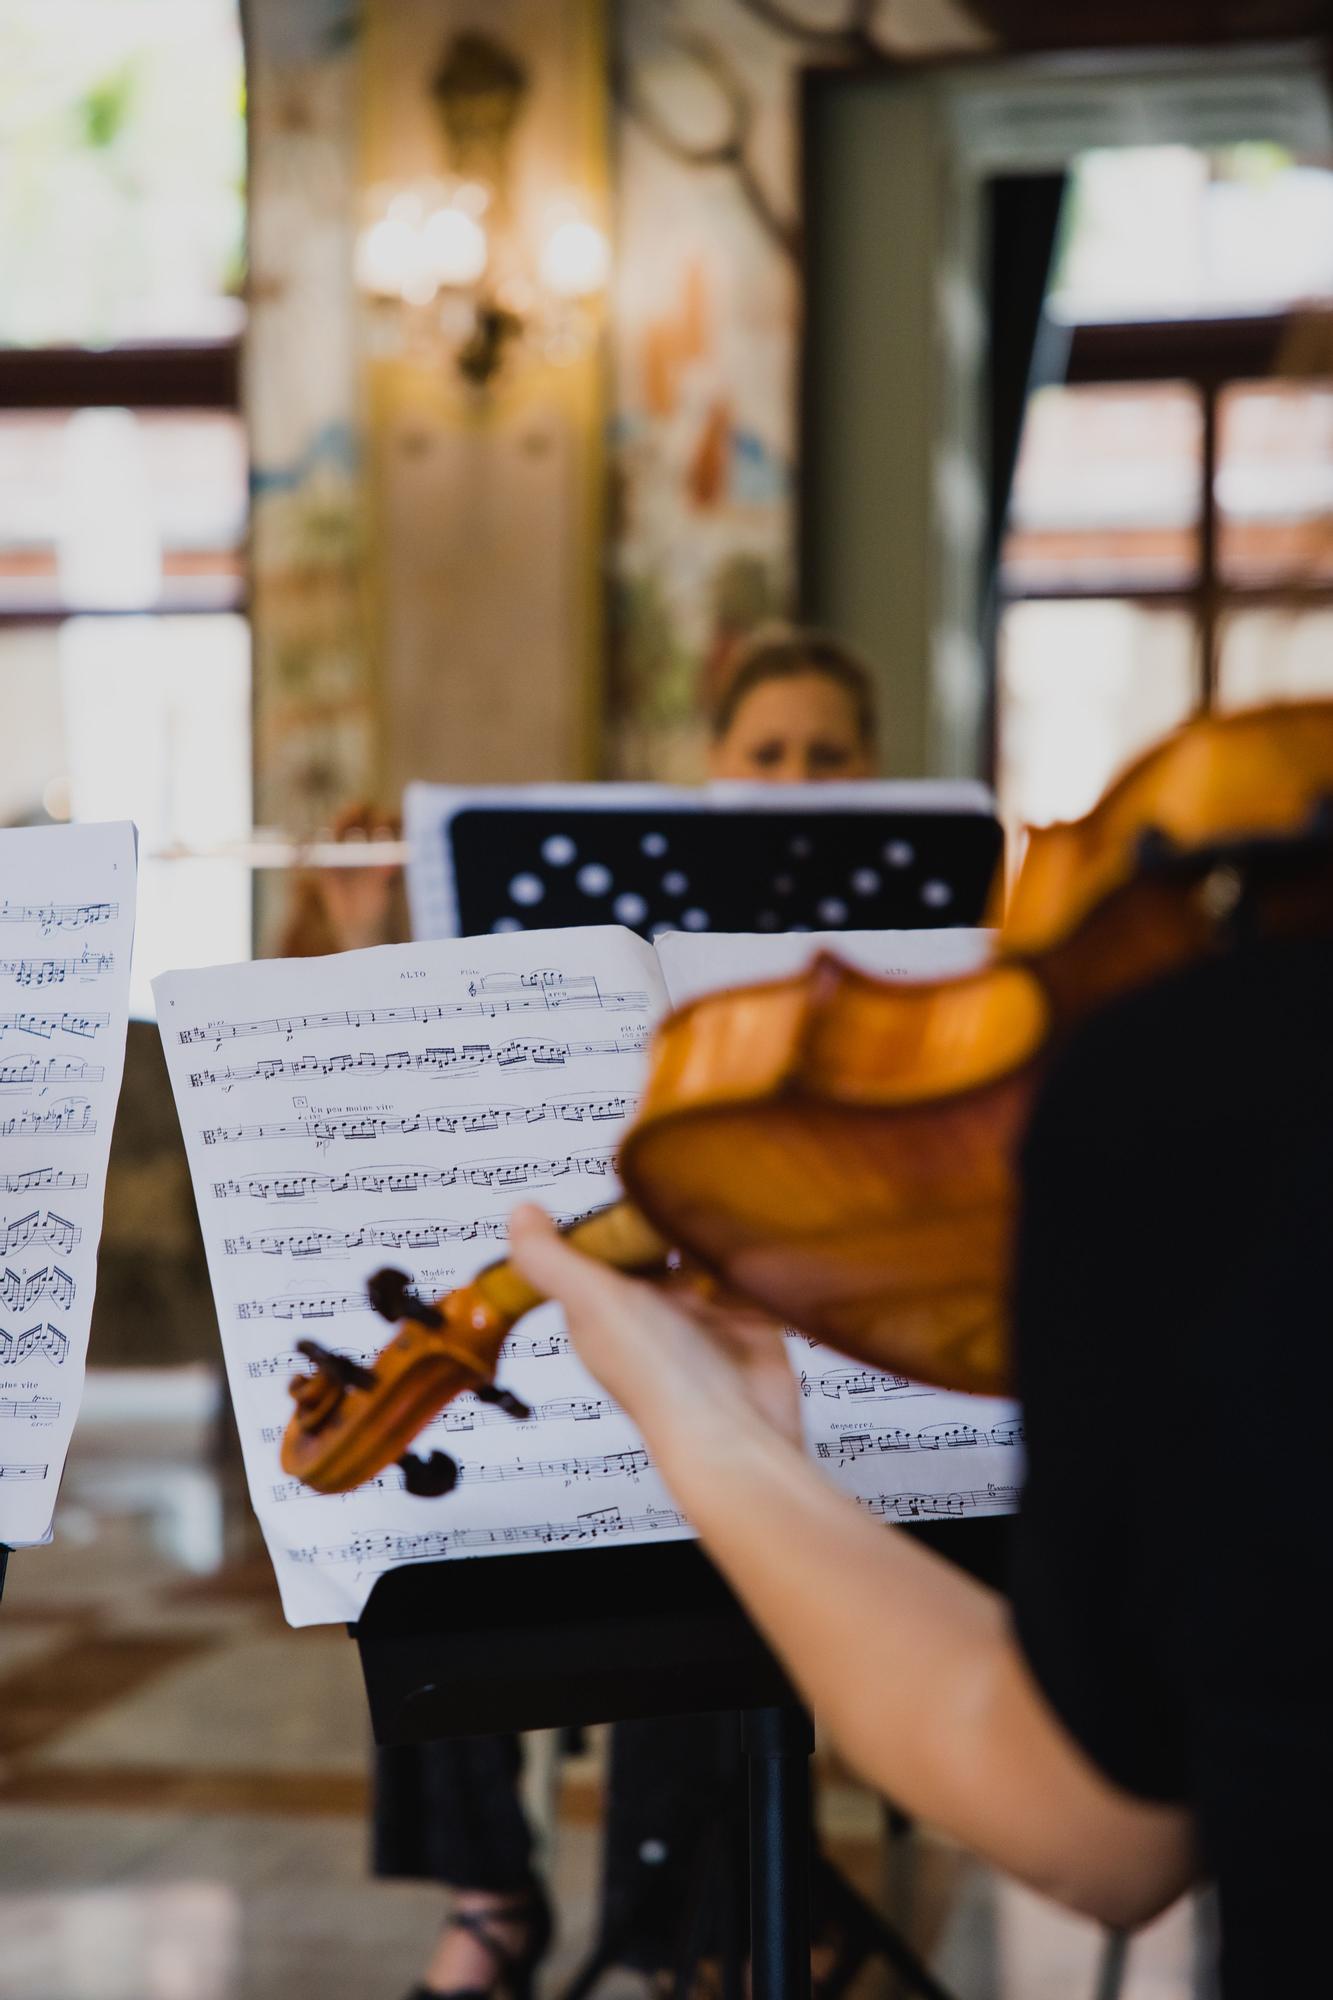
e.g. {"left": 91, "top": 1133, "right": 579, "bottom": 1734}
{"left": 0, "top": 1380, "right": 1201, "bottom": 2000}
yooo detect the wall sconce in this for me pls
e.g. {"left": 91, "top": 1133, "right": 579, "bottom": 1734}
{"left": 355, "top": 31, "right": 609, "bottom": 388}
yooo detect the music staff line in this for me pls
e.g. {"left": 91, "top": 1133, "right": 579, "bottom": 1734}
{"left": 0, "top": 1011, "right": 108, "bottom": 1044}
{"left": 188, "top": 1032, "right": 648, "bottom": 1090}
{"left": 0, "top": 1210, "right": 80, "bottom": 1257}
{"left": 177, "top": 981, "right": 651, "bottom": 1046}
{"left": 287, "top": 1504, "right": 689, "bottom": 1566}
{"left": 1, "top": 899, "right": 118, "bottom": 935}
{"left": 1, "top": 951, "right": 115, "bottom": 988}
{"left": 0, "top": 1394, "right": 60, "bottom": 1422}
{"left": 271, "top": 1445, "right": 652, "bottom": 1505}
{"left": 863, "top": 1485, "right": 1020, "bottom": 1522}
{"left": 211, "top": 1150, "right": 624, "bottom": 1203}
{"left": 1, "top": 1266, "right": 76, "bottom": 1314}
{"left": 256, "top": 1392, "right": 617, "bottom": 1444}
{"left": 200, "top": 1095, "right": 632, "bottom": 1151}
{"left": 0, "top": 1098, "right": 96, "bottom": 1140}
{"left": 222, "top": 1180, "right": 611, "bottom": 1257}
{"left": 798, "top": 1366, "right": 912, "bottom": 1401}
{"left": 244, "top": 1324, "right": 573, "bottom": 1379}
{"left": 0, "top": 1057, "right": 105, "bottom": 1093}
{"left": 817, "top": 1418, "right": 1023, "bottom": 1465}
{"left": 0, "top": 1323, "right": 69, "bottom": 1366}
{"left": 0, "top": 1462, "right": 49, "bottom": 1480}
{"left": 0, "top": 1169, "right": 88, "bottom": 1196}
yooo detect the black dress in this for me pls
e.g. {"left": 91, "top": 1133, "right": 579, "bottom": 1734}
{"left": 1009, "top": 930, "right": 1333, "bottom": 1998}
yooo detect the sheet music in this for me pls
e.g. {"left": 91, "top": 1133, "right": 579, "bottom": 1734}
{"left": 156, "top": 923, "right": 1019, "bottom": 1626}
{"left": 0, "top": 822, "right": 137, "bottom": 1547}
{"left": 656, "top": 927, "right": 1022, "bottom": 1523}
{"left": 154, "top": 926, "right": 686, "bottom": 1625}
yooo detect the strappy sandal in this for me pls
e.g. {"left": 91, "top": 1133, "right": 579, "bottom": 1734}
{"left": 405, "top": 1883, "right": 554, "bottom": 2000}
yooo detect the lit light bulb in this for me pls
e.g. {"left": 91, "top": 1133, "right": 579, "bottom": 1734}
{"left": 356, "top": 215, "right": 420, "bottom": 299}
{"left": 422, "top": 206, "right": 488, "bottom": 289}
{"left": 538, "top": 218, "right": 609, "bottom": 299}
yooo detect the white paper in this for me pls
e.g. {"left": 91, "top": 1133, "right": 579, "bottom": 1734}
{"left": 0, "top": 821, "right": 138, "bottom": 1546}
{"left": 404, "top": 780, "right": 995, "bottom": 940}
{"left": 655, "top": 929, "right": 1021, "bottom": 1532}
{"left": 154, "top": 926, "right": 687, "bottom": 1625}
{"left": 155, "top": 922, "right": 1019, "bottom": 1627}
{"left": 654, "top": 927, "right": 992, "bottom": 1010}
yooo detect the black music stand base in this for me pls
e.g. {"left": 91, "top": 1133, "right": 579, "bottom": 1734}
{"left": 353, "top": 1538, "right": 984, "bottom": 2000}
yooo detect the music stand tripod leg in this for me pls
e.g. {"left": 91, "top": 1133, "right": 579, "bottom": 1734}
{"left": 743, "top": 1706, "right": 814, "bottom": 2000}
{"left": 0, "top": 1545, "right": 9, "bottom": 1605}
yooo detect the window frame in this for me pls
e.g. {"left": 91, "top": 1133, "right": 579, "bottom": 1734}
{"left": 1000, "top": 311, "right": 1333, "bottom": 707}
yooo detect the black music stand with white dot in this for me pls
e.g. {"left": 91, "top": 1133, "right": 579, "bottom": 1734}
{"left": 404, "top": 780, "right": 1003, "bottom": 944}
{"left": 359, "top": 786, "right": 1006, "bottom": 2000}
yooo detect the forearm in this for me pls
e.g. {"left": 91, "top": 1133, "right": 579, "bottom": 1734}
{"left": 652, "top": 1408, "right": 1195, "bottom": 1928}
{"left": 503, "top": 1210, "right": 1196, "bottom": 1928}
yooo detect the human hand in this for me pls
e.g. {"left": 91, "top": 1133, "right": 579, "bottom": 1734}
{"left": 507, "top": 1205, "right": 803, "bottom": 1469}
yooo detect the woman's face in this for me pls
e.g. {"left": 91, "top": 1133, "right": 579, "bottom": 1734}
{"left": 708, "top": 671, "right": 873, "bottom": 784}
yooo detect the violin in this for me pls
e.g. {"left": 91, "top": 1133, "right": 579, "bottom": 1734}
{"left": 282, "top": 700, "right": 1333, "bottom": 1497}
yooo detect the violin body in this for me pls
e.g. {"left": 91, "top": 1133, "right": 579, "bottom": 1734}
{"left": 282, "top": 700, "right": 1333, "bottom": 1492}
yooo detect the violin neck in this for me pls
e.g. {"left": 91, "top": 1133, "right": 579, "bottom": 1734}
{"left": 471, "top": 1201, "right": 670, "bottom": 1327}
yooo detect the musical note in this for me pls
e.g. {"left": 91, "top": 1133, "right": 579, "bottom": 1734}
{"left": 0, "top": 1098, "right": 95, "bottom": 1140}
{"left": 188, "top": 1031, "right": 647, "bottom": 1088}
{"left": 1, "top": 898, "right": 118, "bottom": 934}
{"left": 1, "top": 1267, "right": 76, "bottom": 1314}
{"left": 0, "top": 1057, "right": 105, "bottom": 1092}
{"left": 862, "top": 1485, "right": 1021, "bottom": 1521}
{"left": 200, "top": 1096, "right": 633, "bottom": 1150}
{"left": 0, "top": 950, "right": 115, "bottom": 987}
{"left": 176, "top": 982, "right": 651, "bottom": 1045}
{"left": 0, "top": 1169, "right": 88, "bottom": 1195}
{"left": 0, "top": 1462, "right": 49, "bottom": 1480}
{"left": 0, "top": 1011, "right": 109, "bottom": 1043}
{"left": 0, "top": 1211, "right": 80, "bottom": 1256}
{"left": 816, "top": 1417, "right": 1024, "bottom": 1465}
{"left": 0, "top": 1395, "right": 60, "bottom": 1422}
{"left": 286, "top": 1505, "right": 690, "bottom": 1565}
{"left": 0, "top": 1323, "right": 69, "bottom": 1366}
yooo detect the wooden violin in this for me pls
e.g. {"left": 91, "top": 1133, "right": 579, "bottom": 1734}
{"left": 282, "top": 699, "right": 1333, "bottom": 1497}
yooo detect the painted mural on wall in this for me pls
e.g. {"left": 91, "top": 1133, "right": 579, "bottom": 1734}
{"left": 245, "top": 0, "right": 377, "bottom": 833}
{"left": 606, "top": 0, "right": 990, "bottom": 778}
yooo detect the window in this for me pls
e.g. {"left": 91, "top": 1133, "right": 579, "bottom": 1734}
{"left": 0, "top": 0, "right": 249, "bottom": 1015}
{"left": 998, "top": 143, "right": 1333, "bottom": 830}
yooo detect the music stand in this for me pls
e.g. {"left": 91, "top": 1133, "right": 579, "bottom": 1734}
{"left": 356, "top": 794, "right": 1007, "bottom": 2000}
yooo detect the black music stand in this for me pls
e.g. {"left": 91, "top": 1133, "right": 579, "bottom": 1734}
{"left": 358, "top": 797, "right": 1008, "bottom": 2000}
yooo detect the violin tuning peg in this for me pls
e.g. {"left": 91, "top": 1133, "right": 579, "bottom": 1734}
{"left": 295, "top": 1338, "right": 376, "bottom": 1392}
{"left": 367, "top": 1266, "right": 443, "bottom": 1329}
{"left": 398, "top": 1449, "right": 460, "bottom": 1497}
{"left": 475, "top": 1382, "right": 532, "bottom": 1421}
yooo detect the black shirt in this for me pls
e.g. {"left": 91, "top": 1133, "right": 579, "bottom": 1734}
{"left": 1010, "top": 932, "right": 1333, "bottom": 1996}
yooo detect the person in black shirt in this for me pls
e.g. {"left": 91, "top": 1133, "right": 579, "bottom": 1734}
{"left": 508, "top": 930, "right": 1333, "bottom": 1995}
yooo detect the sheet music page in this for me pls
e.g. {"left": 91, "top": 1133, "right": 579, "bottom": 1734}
{"left": 656, "top": 927, "right": 1023, "bottom": 1529}
{"left": 154, "top": 924, "right": 685, "bottom": 1627}
{"left": 0, "top": 821, "right": 138, "bottom": 1547}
